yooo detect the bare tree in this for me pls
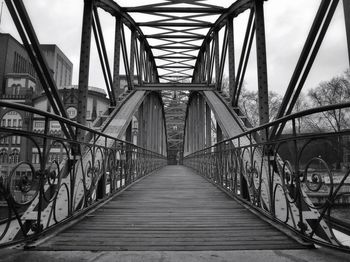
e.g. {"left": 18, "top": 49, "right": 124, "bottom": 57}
{"left": 307, "top": 70, "right": 350, "bottom": 169}
{"left": 238, "top": 88, "right": 282, "bottom": 127}
{"left": 308, "top": 72, "right": 350, "bottom": 132}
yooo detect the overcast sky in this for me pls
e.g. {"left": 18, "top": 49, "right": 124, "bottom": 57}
{"left": 0, "top": 0, "right": 348, "bottom": 96}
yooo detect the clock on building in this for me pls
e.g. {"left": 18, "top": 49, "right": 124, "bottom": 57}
{"left": 66, "top": 106, "right": 77, "bottom": 119}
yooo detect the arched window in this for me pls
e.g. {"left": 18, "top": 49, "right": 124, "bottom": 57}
{"left": 0, "top": 149, "right": 8, "bottom": 164}
{"left": 11, "top": 149, "right": 20, "bottom": 164}
{"left": 1, "top": 111, "right": 22, "bottom": 129}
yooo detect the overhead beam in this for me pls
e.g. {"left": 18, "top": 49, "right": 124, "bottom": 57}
{"left": 135, "top": 83, "right": 215, "bottom": 91}
{"left": 157, "top": 65, "right": 195, "bottom": 69}
{"left": 137, "top": 22, "right": 213, "bottom": 27}
{"left": 123, "top": 7, "right": 224, "bottom": 13}
{"left": 145, "top": 35, "right": 205, "bottom": 39}
{"left": 154, "top": 56, "right": 197, "bottom": 59}
{"left": 151, "top": 46, "right": 200, "bottom": 50}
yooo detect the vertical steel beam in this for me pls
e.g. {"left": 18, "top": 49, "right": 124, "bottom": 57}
{"left": 194, "top": 95, "right": 199, "bottom": 152}
{"left": 198, "top": 95, "right": 205, "bottom": 150}
{"left": 113, "top": 16, "right": 122, "bottom": 99}
{"left": 129, "top": 30, "right": 136, "bottom": 89}
{"left": 139, "top": 41, "right": 145, "bottom": 84}
{"left": 214, "top": 31, "right": 220, "bottom": 90}
{"left": 77, "top": 0, "right": 93, "bottom": 135}
{"left": 148, "top": 95, "right": 154, "bottom": 151}
{"left": 205, "top": 103, "right": 212, "bottom": 148}
{"left": 255, "top": 0, "right": 269, "bottom": 127}
{"left": 137, "top": 103, "right": 144, "bottom": 148}
{"left": 206, "top": 42, "right": 211, "bottom": 84}
{"left": 143, "top": 97, "right": 149, "bottom": 149}
{"left": 189, "top": 99, "right": 194, "bottom": 153}
{"left": 227, "top": 16, "right": 236, "bottom": 98}
{"left": 155, "top": 102, "right": 159, "bottom": 153}
{"left": 125, "top": 122, "right": 132, "bottom": 184}
{"left": 344, "top": 0, "right": 350, "bottom": 66}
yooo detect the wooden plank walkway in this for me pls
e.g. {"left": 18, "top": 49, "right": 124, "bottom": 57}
{"left": 36, "top": 166, "right": 308, "bottom": 251}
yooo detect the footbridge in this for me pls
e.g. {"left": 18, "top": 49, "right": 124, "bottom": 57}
{"left": 0, "top": 0, "right": 350, "bottom": 261}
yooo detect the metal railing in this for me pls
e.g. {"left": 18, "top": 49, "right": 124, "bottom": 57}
{"left": 0, "top": 101, "right": 167, "bottom": 247}
{"left": 184, "top": 102, "right": 350, "bottom": 252}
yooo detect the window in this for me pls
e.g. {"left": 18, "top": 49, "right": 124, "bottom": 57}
{"left": 34, "top": 121, "right": 45, "bottom": 129}
{"left": 2, "top": 111, "right": 23, "bottom": 130}
{"left": 0, "top": 149, "right": 8, "bottom": 164}
{"left": 12, "top": 84, "right": 20, "bottom": 95}
{"left": 11, "top": 149, "right": 20, "bottom": 164}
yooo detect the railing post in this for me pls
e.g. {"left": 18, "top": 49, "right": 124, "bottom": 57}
{"left": 292, "top": 118, "right": 305, "bottom": 234}
{"left": 35, "top": 116, "right": 50, "bottom": 235}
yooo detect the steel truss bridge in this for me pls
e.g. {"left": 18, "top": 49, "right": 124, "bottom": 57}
{"left": 1, "top": 0, "right": 350, "bottom": 259}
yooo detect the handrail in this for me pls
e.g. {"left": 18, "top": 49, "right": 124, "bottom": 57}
{"left": 0, "top": 101, "right": 164, "bottom": 157}
{"left": 0, "top": 102, "right": 167, "bottom": 247}
{"left": 184, "top": 102, "right": 350, "bottom": 252}
{"left": 186, "top": 101, "right": 350, "bottom": 156}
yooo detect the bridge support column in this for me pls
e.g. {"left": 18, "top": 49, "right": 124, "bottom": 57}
{"left": 77, "top": 0, "right": 93, "bottom": 139}
{"left": 255, "top": 0, "right": 269, "bottom": 129}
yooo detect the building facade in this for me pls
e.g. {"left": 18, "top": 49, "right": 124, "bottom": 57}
{"left": 0, "top": 33, "right": 37, "bottom": 96}
{"left": 0, "top": 33, "right": 110, "bottom": 186}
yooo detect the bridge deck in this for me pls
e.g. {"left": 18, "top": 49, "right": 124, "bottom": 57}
{"left": 36, "top": 166, "right": 308, "bottom": 251}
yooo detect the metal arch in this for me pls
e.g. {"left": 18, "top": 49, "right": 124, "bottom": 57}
{"left": 95, "top": 0, "right": 158, "bottom": 82}
{"left": 95, "top": 0, "right": 254, "bottom": 87}
{"left": 113, "top": 0, "right": 228, "bottom": 84}
{"left": 193, "top": 0, "right": 254, "bottom": 83}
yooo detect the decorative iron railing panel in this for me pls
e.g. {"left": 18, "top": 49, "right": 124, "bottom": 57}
{"left": 0, "top": 101, "right": 166, "bottom": 247}
{"left": 184, "top": 103, "right": 350, "bottom": 251}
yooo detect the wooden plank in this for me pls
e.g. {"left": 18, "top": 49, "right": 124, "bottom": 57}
{"left": 37, "top": 166, "right": 309, "bottom": 251}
